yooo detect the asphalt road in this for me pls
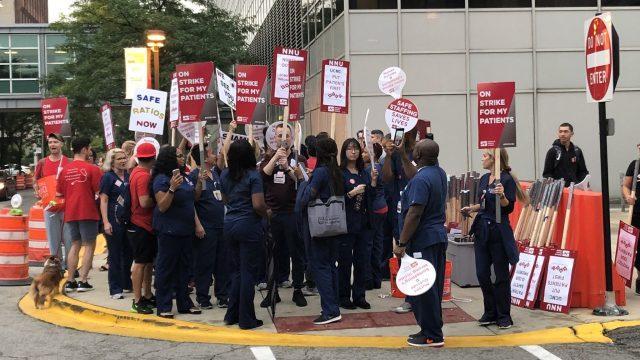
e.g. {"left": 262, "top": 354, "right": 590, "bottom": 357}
{"left": 2, "top": 190, "right": 640, "bottom": 359}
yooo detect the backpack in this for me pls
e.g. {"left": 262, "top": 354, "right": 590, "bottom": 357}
{"left": 552, "top": 144, "right": 582, "bottom": 170}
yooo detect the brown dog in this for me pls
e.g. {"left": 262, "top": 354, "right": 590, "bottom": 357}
{"left": 29, "top": 256, "right": 64, "bottom": 309}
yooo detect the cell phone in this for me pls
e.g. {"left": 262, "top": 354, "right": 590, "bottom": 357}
{"left": 172, "top": 169, "right": 180, "bottom": 177}
{"left": 393, "top": 128, "right": 405, "bottom": 147}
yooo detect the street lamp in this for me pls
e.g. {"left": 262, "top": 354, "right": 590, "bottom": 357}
{"left": 145, "top": 29, "right": 165, "bottom": 90}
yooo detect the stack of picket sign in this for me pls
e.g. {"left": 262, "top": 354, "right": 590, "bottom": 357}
{"left": 510, "top": 179, "right": 578, "bottom": 314}
{"left": 446, "top": 172, "right": 480, "bottom": 240}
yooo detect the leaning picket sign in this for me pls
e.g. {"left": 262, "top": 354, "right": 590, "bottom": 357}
{"left": 288, "top": 60, "right": 306, "bottom": 122}
{"left": 128, "top": 88, "right": 167, "bottom": 135}
{"left": 216, "top": 68, "right": 236, "bottom": 110}
{"left": 615, "top": 221, "right": 639, "bottom": 288}
{"left": 101, "top": 103, "right": 116, "bottom": 149}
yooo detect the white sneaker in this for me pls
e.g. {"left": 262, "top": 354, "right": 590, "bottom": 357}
{"left": 257, "top": 282, "right": 268, "bottom": 291}
{"left": 278, "top": 280, "right": 293, "bottom": 288}
{"left": 110, "top": 293, "right": 124, "bottom": 300}
{"left": 393, "top": 302, "right": 412, "bottom": 314}
{"left": 302, "top": 286, "right": 319, "bottom": 296}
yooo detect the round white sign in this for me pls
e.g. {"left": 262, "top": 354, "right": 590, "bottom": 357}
{"left": 396, "top": 254, "right": 437, "bottom": 296}
{"left": 385, "top": 98, "right": 419, "bottom": 133}
{"left": 266, "top": 121, "right": 294, "bottom": 150}
{"left": 378, "top": 67, "right": 406, "bottom": 99}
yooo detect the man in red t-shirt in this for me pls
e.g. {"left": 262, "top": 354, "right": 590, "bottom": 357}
{"left": 56, "top": 137, "right": 103, "bottom": 292}
{"left": 127, "top": 143, "right": 157, "bottom": 314}
{"left": 34, "top": 133, "right": 71, "bottom": 267}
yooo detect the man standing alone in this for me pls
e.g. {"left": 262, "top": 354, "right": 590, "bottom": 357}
{"left": 543, "top": 123, "right": 588, "bottom": 185}
{"left": 393, "top": 139, "right": 448, "bottom": 347}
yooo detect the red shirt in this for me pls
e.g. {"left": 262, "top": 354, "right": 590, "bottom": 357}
{"left": 129, "top": 166, "right": 153, "bottom": 232}
{"left": 35, "top": 156, "right": 70, "bottom": 180}
{"left": 56, "top": 160, "right": 102, "bottom": 222}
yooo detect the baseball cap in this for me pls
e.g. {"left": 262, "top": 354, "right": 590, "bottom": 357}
{"left": 47, "top": 133, "right": 64, "bottom": 142}
{"left": 136, "top": 142, "right": 157, "bottom": 158}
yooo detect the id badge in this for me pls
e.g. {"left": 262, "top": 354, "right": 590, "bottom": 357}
{"left": 274, "top": 171, "right": 286, "bottom": 184}
{"left": 397, "top": 200, "right": 402, "bottom": 214}
{"left": 117, "top": 195, "right": 125, "bottom": 207}
{"left": 480, "top": 190, "right": 487, "bottom": 211}
{"left": 213, "top": 190, "right": 222, "bottom": 201}
{"left": 115, "top": 180, "right": 123, "bottom": 187}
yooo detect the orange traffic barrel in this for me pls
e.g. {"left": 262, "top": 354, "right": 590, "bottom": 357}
{"left": 28, "top": 205, "right": 49, "bottom": 266}
{"left": 389, "top": 257, "right": 405, "bottom": 298}
{"left": 442, "top": 260, "right": 452, "bottom": 302}
{"left": 24, "top": 174, "right": 34, "bottom": 189}
{"left": 0, "top": 208, "right": 9, "bottom": 215}
{"left": 0, "top": 214, "right": 31, "bottom": 285}
{"left": 15, "top": 175, "right": 25, "bottom": 190}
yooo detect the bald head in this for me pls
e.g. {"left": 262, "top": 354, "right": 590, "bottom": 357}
{"left": 414, "top": 139, "right": 439, "bottom": 166}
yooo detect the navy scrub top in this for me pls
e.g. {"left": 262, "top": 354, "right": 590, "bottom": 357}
{"left": 220, "top": 168, "right": 263, "bottom": 225}
{"left": 99, "top": 170, "right": 130, "bottom": 225}
{"left": 152, "top": 173, "right": 195, "bottom": 236}
{"left": 342, "top": 168, "right": 372, "bottom": 233}
{"left": 398, "top": 165, "right": 448, "bottom": 249}
{"left": 189, "top": 167, "right": 224, "bottom": 229}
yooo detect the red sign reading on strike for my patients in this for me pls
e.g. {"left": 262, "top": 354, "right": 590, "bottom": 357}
{"left": 585, "top": 13, "right": 614, "bottom": 103}
{"left": 235, "top": 65, "right": 268, "bottom": 125}
{"left": 321, "top": 59, "right": 350, "bottom": 114}
{"left": 477, "top": 82, "right": 516, "bottom": 149}
{"left": 176, "top": 62, "right": 216, "bottom": 123}
{"left": 288, "top": 60, "right": 306, "bottom": 122}
{"left": 41, "top": 97, "right": 71, "bottom": 137}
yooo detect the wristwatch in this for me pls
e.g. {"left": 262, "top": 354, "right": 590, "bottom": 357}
{"left": 168, "top": 188, "right": 175, "bottom": 194}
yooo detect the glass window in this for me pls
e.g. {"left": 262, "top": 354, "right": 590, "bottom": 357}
{"left": 323, "top": 0, "right": 332, "bottom": 27}
{"left": 334, "top": 0, "right": 344, "bottom": 16}
{"left": 47, "top": 63, "right": 68, "bottom": 76}
{"left": 0, "top": 80, "right": 8, "bottom": 93}
{"left": 535, "top": 0, "right": 595, "bottom": 5}
{"left": 0, "top": 65, "right": 9, "bottom": 78}
{"left": 0, "top": 51, "right": 9, "bottom": 63}
{"left": 11, "top": 49, "right": 39, "bottom": 63}
{"left": 602, "top": 0, "right": 640, "bottom": 4}
{"left": 0, "top": 35, "right": 8, "bottom": 48}
{"left": 349, "top": 0, "right": 398, "bottom": 8}
{"left": 46, "top": 34, "right": 67, "bottom": 48}
{"left": 47, "top": 49, "right": 69, "bottom": 63}
{"left": 12, "top": 80, "right": 39, "bottom": 93}
{"left": 12, "top": 64, "right": 39, "bottom": 79}
{"left": 315, "top": 2, "right": 324, "bottom": 34}
{"left": 10, "top": 34, "right": 38, "bottom": 48}
{"left": 402, "top": 0, "right": 465, "bottom": 8}
{"left": 469, "top": 0, "right": 531, "bottom": 6}
{"left": 302, "top": 14, "right": 309, "bottom": 46}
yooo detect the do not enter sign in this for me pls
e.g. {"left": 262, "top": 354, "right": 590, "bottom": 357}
{"left": 584, "top": 13, "right": 614, "bottom": 103}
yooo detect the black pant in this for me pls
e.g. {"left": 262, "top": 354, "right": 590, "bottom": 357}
{"left": 474, "top": 222, "right": 512, "bottom": 324}
{"left": 406, "top": 242, "right": 447, "bottom": 341}
{"left": 368, "top": 212, "right": 386, "bottom": 286}
{"left": 193, "top": 227, "right": 222, "bottom": 305}
{"left": 339, "top": 231, "right": 370, "bottom": 302}
{"left": 272, "top": 212, "right": 306, "bottom": 289}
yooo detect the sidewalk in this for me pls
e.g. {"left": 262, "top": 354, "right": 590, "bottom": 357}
{"left": 17, "top": 209, "right": 640, "bottom": 348}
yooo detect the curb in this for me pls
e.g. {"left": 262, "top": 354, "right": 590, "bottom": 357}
{"left": 18, "top": 293, "right": 630, "bottom": 349}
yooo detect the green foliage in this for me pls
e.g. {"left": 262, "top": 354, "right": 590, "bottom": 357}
{"left": 44, "top": 0, "right": 254, "bottom": 147}
{"left": 0, "top": 112, "right": 42, "bottom": 166}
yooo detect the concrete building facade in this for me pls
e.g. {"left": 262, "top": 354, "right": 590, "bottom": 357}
{"left": 217, "top": 0, "right": 640, "bottom": 194}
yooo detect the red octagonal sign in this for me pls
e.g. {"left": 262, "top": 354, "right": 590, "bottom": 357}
{"left": 585, "top": 13, "right": 613, "bottom": 103}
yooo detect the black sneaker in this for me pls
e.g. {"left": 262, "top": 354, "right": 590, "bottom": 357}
{"left": 353, "top": 299, "right": 371, "bottom": 310}
{"left": 407, "top": 335, "right": 444, "bottom": 348}
{"left": 313, "top": 314, "right": 342, "bottom": 325}
{"left": 131, "top": 300, "right": 153, "bottom": 314}
{"left": 408, "top": 332, "right": 422, "bottom": 340}
{"left": 64, "top": 280, "right": 78, "bottom": 292}
{"left": 77, "top": 281, "right": 94, "bottom": 292}
{"left": 239, "top": 319, "right": 264, "bottom": 330}
{"left": 217, "top": 298, "right": 229, "bottom": 308}
{"left": 340, "top": 299, "right": 356, "bottom": 310}
{"left": 158, "top": 312, "right": 174, "bottom": 319}
{"left": 178, "top": 307, "right": 202, "bottom": 315}
{"left": 199, "top": 301, "right": 214, "bottom": 310}
{"left": 478, "top": 314, "right": 497, "bottom": 326}
{"left": 497, "top": 320, "right": 513, "bottom": 330}
{"left": 292, "top": 289, "right": 308, "bottom": 307}
{"left": 142, "top": 295, "right": 156, "bottom": 308}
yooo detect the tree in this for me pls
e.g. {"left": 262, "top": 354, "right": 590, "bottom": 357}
{"left": 44, "top": 0, "right": 253, "bottom": 149}
{"left": 0, "top": 112, "right": 42, "bottom": 167}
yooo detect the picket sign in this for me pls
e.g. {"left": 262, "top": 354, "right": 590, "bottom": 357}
{"left": 510, "top": 247, "right": 536, "bottom": 308}
{"left": 540, "top": 248, "right": 577, "bottom": 314}
{"left": 396, "top": 254, "right": 436, "bottom": 296}
{"left": 615, "top": 221, "right": 639, "bottom": 288}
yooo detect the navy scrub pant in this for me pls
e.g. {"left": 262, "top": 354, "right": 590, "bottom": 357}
{"left": 309, "top": 235, "right": 340, "bottom": 318}
{"left": 155, "top": 233, "right": 194, "bottom": 314}
{"left": 339, "top": 230, "right": 371, "bottom": 302}
{"left": 368, "top": 212, "right": 387, "bottom": 287}
{"left": 193, "top": 226, "right": 223, "bottom": 306}
{"left": 272, "top": 212, "right": 306, "bottom": 289}
{"left": 406, "top": 242, "right": 447, "bottom": 342}
{"left": 474, "top": 222, "right": 512, "bottom": 325}
{"left": 105, "top": 221, "right": 133, "bottom": 295}
{"left": 214, "top": 228, "right": 230, "bottom": 302}
{"left": 224, "top": 220, "right": 263, "bottom": 329}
